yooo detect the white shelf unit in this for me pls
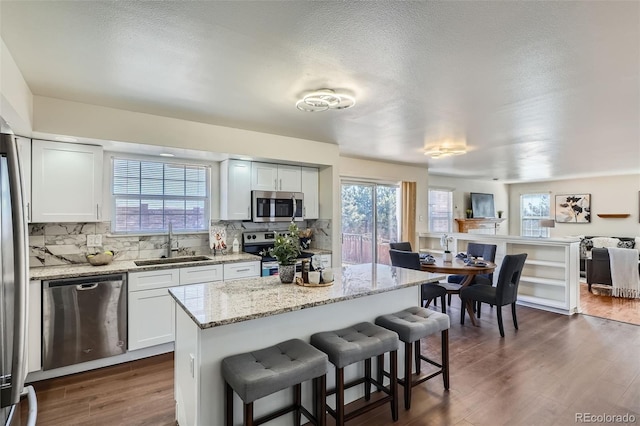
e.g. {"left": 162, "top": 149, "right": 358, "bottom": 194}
{"left": 418, "top": 233, "right": 580, "bottom": 315}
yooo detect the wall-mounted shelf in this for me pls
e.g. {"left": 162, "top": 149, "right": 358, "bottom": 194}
{"left": 596, "top": 214, "right": 630, "bottom": 218}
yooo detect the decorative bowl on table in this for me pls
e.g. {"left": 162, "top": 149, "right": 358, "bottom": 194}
{"left": 86, "top": 251, "right": 114, "bottom": 266}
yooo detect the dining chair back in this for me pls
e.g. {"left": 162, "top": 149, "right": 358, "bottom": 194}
{"left": 389, "top": 242, "right": 413, "bottom": 252}
{"left": 495, "top": 253, "right": 527, "bottom": 305}
{"left": 459, "top": 253, "right": 528, "bottom": 337}
{"left": 389, "top": 249, "right": 447, "bottom": 312}
{"left": 389, "top": 249, "right": 420, "bottom": 269}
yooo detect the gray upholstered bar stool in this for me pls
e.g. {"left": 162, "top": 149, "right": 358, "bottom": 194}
{"left": 375, "top": 307, "right": 450, "bottom": 410}
{"left": 310, "top": 322, "right": 399, "bottom": 426}
{"left": 221, "top": 338, "right": 328, "bottom": 426}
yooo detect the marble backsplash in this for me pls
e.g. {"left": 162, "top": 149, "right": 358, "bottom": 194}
{"left": 29, "top": 219, "right": 332, "bottom": 267}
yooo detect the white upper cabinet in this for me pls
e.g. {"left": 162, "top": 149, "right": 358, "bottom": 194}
{"left": 15, "top": 136, "right": 32, "bottom": 222}
{"left": 31, "top": 140, "right": 103, "bottom": 223}
{"left": 220, "top": 159, "right": 251, "bottom": 220}
{"left": 301, "top": 167, "right": 319, "bottom": 219}
{"left": 251, "top": 162, "right": 301, "bottom": 192}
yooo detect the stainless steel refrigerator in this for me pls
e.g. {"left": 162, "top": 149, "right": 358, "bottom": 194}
{"left": 0, "top": 120, "right": 37, "bottom": 426}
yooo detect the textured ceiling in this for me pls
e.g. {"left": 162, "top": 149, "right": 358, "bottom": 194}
{"left": 1, "top": 1, "right": 639, "bottom": 182}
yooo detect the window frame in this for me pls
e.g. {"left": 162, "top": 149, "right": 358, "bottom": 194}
{"left": 428, "top": 187, "right": 454, "bottom": 233}
{"left": 110, "top": 155, "right": 211, "bottom": 235}
{"left": 520, "top": 193, "right": 551, "bottom": 237}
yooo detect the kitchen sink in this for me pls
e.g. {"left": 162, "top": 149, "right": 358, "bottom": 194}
{"left": 134, "top": 256, "right": 211, "bottom": 266}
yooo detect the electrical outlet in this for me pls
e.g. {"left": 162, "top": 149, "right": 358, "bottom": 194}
{"left": 86, "top": 234, "right": 95, "bottom": 247}
{"left": 95, "top": 234, "right": 102, "bottom": 246}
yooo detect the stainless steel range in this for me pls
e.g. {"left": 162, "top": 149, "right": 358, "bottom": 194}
{"left": 242, "top": 231, "right": 313, "bottom": 277}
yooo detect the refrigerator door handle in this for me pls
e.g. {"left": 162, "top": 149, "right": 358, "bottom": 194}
{"left": 1, "top": 134, "right": 29, "bottom": 407}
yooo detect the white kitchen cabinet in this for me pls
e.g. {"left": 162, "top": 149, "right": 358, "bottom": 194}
{"left": 128, "top": 269, "right": 180, "bottom": 351}
{"left": 251, "top": 162, "right": 302, "bottom": 192}
{"left": 128, "top": 264, "right": 227, "bottom": 351}
{"left": 128, "top": 288, "right": 176, "bottom": 351}
{"left": 31, "top": 139, "right": 103, "bottom": 222}
{"left": 15, "top": 136, "right": 32, "bottom": 222}
{"left": 220, "top": 159, "right": 251, "bottom": 220}
{"left": 223, "top": 261, "right": 260, "bottom": 281}
{"left": 301, "top": 167, "right": 319, "bottom": 219}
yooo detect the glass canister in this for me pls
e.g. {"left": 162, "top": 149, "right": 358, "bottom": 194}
{"left": 301, "top": 259, "right": 310, "bottom": 283}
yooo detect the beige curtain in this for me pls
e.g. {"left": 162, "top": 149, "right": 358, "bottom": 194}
{"left": 401, "top": 181, "right": 417, "bottom": 250}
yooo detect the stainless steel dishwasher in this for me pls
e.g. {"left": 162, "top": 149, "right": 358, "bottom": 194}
{"left": 42, "top": 274, "right": 127, "bottom": 370}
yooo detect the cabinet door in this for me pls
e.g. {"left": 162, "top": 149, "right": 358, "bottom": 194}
{"left": 301, "top": 167, "right": 319, "bottom": 219}
{"left": 220, "top": 160, "right": 251, "bottom": 220}
{"left": 251, "top": 162, "right": 278, "bottom": 191}
{"left": 128, "top": 288, "right": 175, "bottom": 351}
{"left": 15, "top": 137, "right": 32, "bottom": 223}
{"left": 277, "top": 165, "right": 302, "bottom": 192}
{"left": 31, "top": 140, "right": 103, "bottom": 222}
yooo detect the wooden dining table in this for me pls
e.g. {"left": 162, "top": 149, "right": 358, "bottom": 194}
{"left": 420, "top": 257, "right": 497, "bottom": 326}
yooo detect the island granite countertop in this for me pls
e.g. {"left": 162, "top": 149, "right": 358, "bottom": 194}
{"left": 29, "top": 252, "right": 262, "bottom": 281}
{"left": 169, "top": 263, "right": 445, "bottom": 329}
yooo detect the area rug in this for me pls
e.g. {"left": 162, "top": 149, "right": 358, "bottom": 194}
{"left": 580, "top": 281, "right": 640, "bottom": 326}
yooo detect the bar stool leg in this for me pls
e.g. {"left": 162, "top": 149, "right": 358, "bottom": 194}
{"left": 404, "top": 341, "right": 413, "bottom": 410}
{"left": 390, "top": 349, "right": 398, "bottom": 421}
{"left": 336, "top": 367, "right": 345, "bottom": 426}
{"left": 442, "top": 329, "right": 450, "bottom": 390}
{"left": 364, "top": 358, "right": 371, "bottom": 401}
{"left": 244, "top": 401, "right": 254, "bottom": 426}
{"left": 294, "top": 383, "right": 302, "bottom": 426}
{"left": 414, "top": 341, "right": 421, "bottom": 374}
{"left": 225, "top": 382, "right": 234, "bottom": 426}
{"left": 314, "top": 375, "right": 326, "bottom": 426}
{"left": 376, "top": 354, "right": 384, "bottom": 391}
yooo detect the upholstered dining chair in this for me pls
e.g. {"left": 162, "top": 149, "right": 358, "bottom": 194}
{"left": 446, "top": 243, "right": 497, "bottom": 306}
{"left": 389, "top": 249, "right": 447, "bottom": 313}
{"left": 459, "top": 253, "right": 527, "bottom": 337}
{"left": 389, "top": 241, "right": 413, "bottom": 251}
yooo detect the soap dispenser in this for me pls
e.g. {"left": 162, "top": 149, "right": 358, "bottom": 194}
{"left": 232, "top": 237, "right": 239, "bottom": 253}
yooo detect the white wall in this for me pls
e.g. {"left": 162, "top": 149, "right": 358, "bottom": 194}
{"left": 509, "top": 174, "right": 640, "bottom": 237}
{"left": 1, "top": 38, "right": 33, "bottom": 134}
{"left": 339, "top": 156, "right": 429, "bottom": 234}
{"left": 428, "top": 175, "right": 510, "bottom": 235}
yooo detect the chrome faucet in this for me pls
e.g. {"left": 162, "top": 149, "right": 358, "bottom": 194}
{"left": 168, "top": 222, "right": 179, "bottom": 258}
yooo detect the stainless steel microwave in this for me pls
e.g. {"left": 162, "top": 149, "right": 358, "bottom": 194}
{"left": 252, "top": 191, "right": 304, "bottom": 222}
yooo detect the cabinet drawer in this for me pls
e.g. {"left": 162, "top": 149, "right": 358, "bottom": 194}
{"left": 223, "top": 261, "right": 261, "bottom": 281}
{"left": 129, "top": 269, "right": 180, "bottom": 292}
{"left": 180, "top": 264, "right": 223, "bottom": 285}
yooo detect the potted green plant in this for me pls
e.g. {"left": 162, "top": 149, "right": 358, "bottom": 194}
{"left": 466, "top": 209, "right": 473, "bottom": 218}
{"left": 264, "top": 222, "right": 301, "bottom": 283}
{"left": 497, "top": 210, "right": 504, "bottom": 218}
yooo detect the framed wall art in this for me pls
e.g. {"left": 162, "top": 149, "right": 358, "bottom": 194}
{"left": 555, "top": 194, "right": 591, "bottom": 223}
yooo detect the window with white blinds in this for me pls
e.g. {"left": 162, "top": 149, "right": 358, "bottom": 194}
{"left": 520, "top": 193, "right": 551, "bottom": 237}
{"left": 428, "top": 188, "right": 453, "bottom": 232}
{"left": 112, "top": 158, "right": 209, "bottom": 233}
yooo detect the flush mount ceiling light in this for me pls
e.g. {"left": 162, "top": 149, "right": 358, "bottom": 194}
{"left": 423, "top": 145, "right": 467, "bottom": 159}
{"left": 296, "top": 89, "right": 356, "bottom": 112}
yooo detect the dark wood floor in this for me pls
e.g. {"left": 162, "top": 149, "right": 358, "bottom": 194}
{"left": 23, "top": 297, "right": 640, "bottom": 425}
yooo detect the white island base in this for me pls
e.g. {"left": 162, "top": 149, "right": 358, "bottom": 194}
{"left": 171, "top": 265, "right": 444, "bottom": 426}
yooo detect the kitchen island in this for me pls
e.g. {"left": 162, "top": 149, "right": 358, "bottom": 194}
{"left": 169, "top": 263, "right": 445, "bottom": 426}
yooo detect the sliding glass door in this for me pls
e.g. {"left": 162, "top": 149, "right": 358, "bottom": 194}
{"left": 341, "top": 181, "right": 400, "bottom": 266}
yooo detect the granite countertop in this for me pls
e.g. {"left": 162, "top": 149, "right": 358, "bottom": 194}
{"left": 29, "top": 252, "right": 262, "bottom": 281}
{"left": 169, "top": 263, "right": 446, "bottom": 329}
